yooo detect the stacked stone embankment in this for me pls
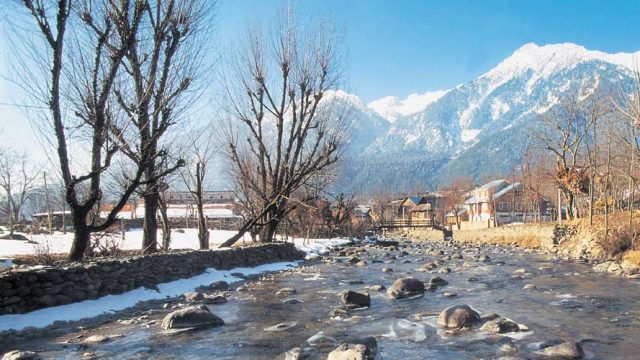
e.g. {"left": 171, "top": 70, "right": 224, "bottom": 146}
{"left": 0, "top": 243, "right": 305, "bottom": 315}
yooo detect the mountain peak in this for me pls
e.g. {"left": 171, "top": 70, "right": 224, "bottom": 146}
{"left": 483, "top": 42, "right": 640, "bottom": 83}
{"left": 367, "top": 90, "right": 449, "bottom": 122}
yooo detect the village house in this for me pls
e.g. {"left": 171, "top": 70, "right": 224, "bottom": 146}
{"left": 99, "top": 191, "right": 243, "bottom": 229}
{"left": 465, "top": 179, "right": 550, "bottom": 225}
{"left": 384, "top": 194, "right": 445, "bottom": 225}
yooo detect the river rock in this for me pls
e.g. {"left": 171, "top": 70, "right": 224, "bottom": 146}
{"left": 284, "top": 347, "right": 311, "bottom": 360}
{"left": 341, "top": 290, "right": 371, "bottom": 307}
{"left": 382, "top": 267, "right": 393, "bottom": 273}
{"left": 387, "top": 277, "right": 425, "bottom": 299}
{"left": 437, "top": 304, "right": 481, "bottom": 329}
{"left": 276, "top": 287, "right": 297, "bottom": 295}
{"left": 534, "top": 341, "right": 584, "bottom": 359}
{"left": 184, "top": 292, "right": 203, "bottom": 302}
{"left": 438, "top": 267, "right": 451, "bottom": 274}
{"left": 1, "top": 351, "right": 41, "bottom": 360}
{"left": 203, "top": 293, "right": 227, "bottom": 304}
{"left": 208, "top": 281, "right": 229, "bottom": 291}
{"left": 480, "top": 317, "right": 520, "bottom": 334}
{"left": 327, "top": 343, "right": 375, "bottom": 360}
{"left": 83, "top": 335, "right": 113, "bottom": 343}
{"left": 264, "top": 321, "right": 298, "bottom": 332}
{"left": 429, "top": 276, "right": 448, "bottom": 286}
{"left": 369, "top": 285, "right": 386, "bottom": 292}
{"left": 161, "top": 305, "right": 224, "bottom": 330}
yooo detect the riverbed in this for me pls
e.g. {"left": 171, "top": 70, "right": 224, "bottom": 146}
{"left": 2, "top": 239, "right": 639, "bottom": 359}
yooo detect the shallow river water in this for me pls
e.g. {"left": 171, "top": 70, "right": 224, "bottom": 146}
{"left": 6, "top": 240, "right": 640, "bottom": 359}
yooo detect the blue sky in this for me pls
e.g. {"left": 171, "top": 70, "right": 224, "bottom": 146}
{"left": 217, "top": 0, "right": 640, "bottom": 102}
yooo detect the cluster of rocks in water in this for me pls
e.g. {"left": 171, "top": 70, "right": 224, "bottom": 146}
{"left": 278, "top": 239, "right": 588, "bottom": 359}
{"left": 2, "top": 238, "right": 595, "bottom": 359}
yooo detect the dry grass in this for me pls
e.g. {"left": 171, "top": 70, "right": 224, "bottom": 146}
{"left": 622, "top": 250, "right": 640, "bottom": 267}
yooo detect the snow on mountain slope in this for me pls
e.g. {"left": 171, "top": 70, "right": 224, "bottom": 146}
{"left": 367, "top": 90, "right": 449, "bottom": 122}
{"left": 333, "top": 42, "right": 640, "bottom": 192}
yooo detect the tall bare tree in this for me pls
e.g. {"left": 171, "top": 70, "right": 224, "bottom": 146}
{"left": 108, "top": 0, "right": 213, "bottom": 253}
{"left": 219, "top": 10, "right": 347, "bottom": 247}
{"left": 0, "top": 148, "right": 40, "bottom": 236}
{"left": 19, "top": 0, "right": 150, "bottom": 260}
{"left": 180, "top": 127, "right": 216, "bottom": 250}
{"left": 536, "top": 93, "right": 607, "bottom": 220}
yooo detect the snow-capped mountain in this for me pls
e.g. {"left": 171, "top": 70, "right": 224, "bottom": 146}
{"left": 333, "top": 43, "right": 640, "bottom": 192}
{"left": 367, "top": 90, "right": 449, "bottom": 123}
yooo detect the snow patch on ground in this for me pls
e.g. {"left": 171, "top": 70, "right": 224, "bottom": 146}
{"left": 0, "top": 229, "right": 250, "bottom": 258}
{"left": 0, "top": 261, "right": 298, "bottom": 332}
{"left": 292, "top": 238, "right": 352, "bottom": 260}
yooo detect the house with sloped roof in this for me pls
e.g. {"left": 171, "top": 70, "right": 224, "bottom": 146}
{"left": 465, "top": 179, "right": 550, "bottom": 225}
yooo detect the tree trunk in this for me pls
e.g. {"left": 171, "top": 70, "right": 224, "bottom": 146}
{"left": 68, "top": 210, "right": 90, "bottom": 261}
{"left": 197, "top": 204, "right": 209, "bottom": 249}
{"left": 158, "top": 198, "right": 171, "bottom": 251}
{"left": 260, "top": 219, "right": 278, "bottom": 243}
{"left": 142, "top": 192, "right": 159, "bottom": 253}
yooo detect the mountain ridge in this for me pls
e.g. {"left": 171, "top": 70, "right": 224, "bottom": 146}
{"left": 333, "top": 42, "right": 639, "bottom": 193}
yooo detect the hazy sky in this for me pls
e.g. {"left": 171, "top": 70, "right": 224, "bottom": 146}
{"left": 2, "top": 0, "right": 640, "bottom": 158}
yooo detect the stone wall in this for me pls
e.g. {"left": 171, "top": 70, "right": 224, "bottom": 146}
{"left": 0, "top": 243, "right": 305, "bottom": 315}
{"left": 451, "top": 224, "right": 556, "bottom": 248}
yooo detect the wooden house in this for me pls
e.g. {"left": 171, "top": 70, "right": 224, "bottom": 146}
{"left": 465, "top": 179, "right": 550, "bottom": 225}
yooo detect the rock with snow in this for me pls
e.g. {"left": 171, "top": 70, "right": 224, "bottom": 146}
{"left": 1, "top": 351, "right": 41, "bottom": 360}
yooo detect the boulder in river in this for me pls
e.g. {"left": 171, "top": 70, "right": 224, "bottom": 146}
{"left": 387, "top": 277, "right": 425, "bottom": 299}
{"left": 1, "top": 351, "right": 41, "bottom": 360}
{"left": 534, "top": 341, "right": 584, "bottom": 359}
{"left": 161, "top": 305, "right": 224, "bottom": 330}
{"left": 276, "top": 287, "right": 297, "bottom": 295}
{"left": 340, "top": 290, "right": 371, "bottom": 307}
{"left": 284, "top": 347, "right": 312, "bottom": 360}
{"left": 437, "top": 304, "right": 481, "bottom": 329}
{"left": 429, "top": 276, "right": 448, "bottom": 286}
{"left": 480, "top": 317, "right": 520, "bottom": 334}
{"left": 327, "top": 339, "right": 376, "bottom": 360}
{"left": 184, "top": 292, "right": 203, "bottom": 302}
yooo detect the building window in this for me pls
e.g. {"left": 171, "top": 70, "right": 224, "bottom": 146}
{"left": 498, "top": 202, "right": 509, "bottom": 211}
{"left": 515, "top": 203, "right": 522, "bottom": 211}
{"left": 514, "top": 189, "right": 522, "bottom": 197}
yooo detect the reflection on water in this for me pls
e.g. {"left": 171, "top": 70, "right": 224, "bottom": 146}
{"left": 47, "top": 242, "right": 640, "bottom": 359}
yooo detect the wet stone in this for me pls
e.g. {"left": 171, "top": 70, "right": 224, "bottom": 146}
{"left": 437, "top": 304, "right": 481, "bottom": 329}
{"left": 534, "top": 341, "right": 584, "bottom": 359}
{"left": 340, "top": 290, "right": 371, "bottom": 308}
{"left": 387, "top": 277, "right": 425, "bottom": 299}
{"left": 161, "top": 305, "right": 224, "bottom": 330}
{"left": 480, "top": 317, "right": 521, "bottom": 334}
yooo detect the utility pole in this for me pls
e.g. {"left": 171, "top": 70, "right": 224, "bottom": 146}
{"left": 43, "top": 171, "right": 53, "bottom": 235}
{"left": 557, "top": 188, "right": 562, "bottom": 226}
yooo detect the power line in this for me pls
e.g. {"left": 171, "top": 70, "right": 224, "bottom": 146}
{"left": 0, "top": 101, "right": 48, "bottom": 109}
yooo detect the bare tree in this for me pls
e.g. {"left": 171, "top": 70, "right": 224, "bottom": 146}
{"left": 0, "top": 148, "right": 40, "bottom": 236}
{"left": 219, "top": 10, "right": 347, "bottom": 247}
{"left": 536, "top": 93, "right": 607, "bottom": 220}
{"left": 108, "top": 0, "right": 213, "bottom": 253}
{"left": 18, "top": 0, "right": 153, "bottom": 260}
{"left": 179, "top": 127, "right": 216, "bottom": 250}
